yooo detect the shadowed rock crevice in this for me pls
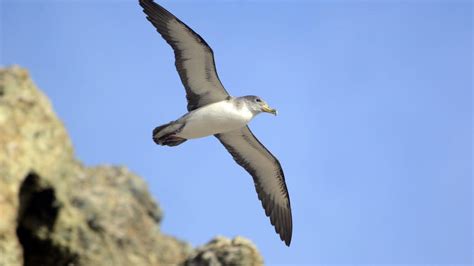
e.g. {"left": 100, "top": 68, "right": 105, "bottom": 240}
{"left": 16, "top": 172, "right": 78, "bottom": 266}
{"left": 17, "top": 173, "right": 59, "bottom": 231}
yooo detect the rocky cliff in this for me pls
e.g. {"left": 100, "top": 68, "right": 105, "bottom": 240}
{"left": 0, "top": 66, "right": 263, "bottom": 266}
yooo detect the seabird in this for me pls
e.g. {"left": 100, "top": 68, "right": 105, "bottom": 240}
{"left": 139, "top": 0, "right": 293, "bottom": 246}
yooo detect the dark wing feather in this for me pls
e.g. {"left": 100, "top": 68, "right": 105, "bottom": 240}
{"left": 216, "top": 126, "right": 293, "bottom": 246}
{"left": 139, "top": 0, "right": 229, "bottom": 111}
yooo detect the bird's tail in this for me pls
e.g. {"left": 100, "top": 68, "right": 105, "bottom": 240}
{"left": 152, "top": 121, "right": 187, "bottom": 147}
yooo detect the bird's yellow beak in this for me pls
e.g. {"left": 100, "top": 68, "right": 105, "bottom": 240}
{"left": 262, "top": 105, "right": 278, "bottom": 116}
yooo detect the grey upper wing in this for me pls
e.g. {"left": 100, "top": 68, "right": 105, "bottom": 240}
{"left": 139, "top": 0, "right": 229, "bottom": 111}
{"left": 215, "top": 126, "right": 293, "bottom": 246}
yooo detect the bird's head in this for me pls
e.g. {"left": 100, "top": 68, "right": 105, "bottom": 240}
{"left": 243, "top": 95, "right": 277, "bottom": 116}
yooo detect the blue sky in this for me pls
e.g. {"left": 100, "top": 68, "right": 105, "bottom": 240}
{"left": 2, "top": 0, "right": 472, "bottom": 264}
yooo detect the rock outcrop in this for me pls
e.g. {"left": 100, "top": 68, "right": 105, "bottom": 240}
{"left": 0, "top": 66, "right": 263, "bottom": 266}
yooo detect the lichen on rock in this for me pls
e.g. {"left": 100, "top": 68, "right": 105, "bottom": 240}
{"left": 0, "top": 66, "right": 263, "bottom": 266}
{"left": 185, "top": 236, "right": 264, "bottom": 266}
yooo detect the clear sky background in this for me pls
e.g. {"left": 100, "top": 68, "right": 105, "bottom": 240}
{"left": 2, "top": 0, "right": 472, "bottom": 264}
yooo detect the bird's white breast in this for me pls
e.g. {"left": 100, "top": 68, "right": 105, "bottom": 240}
{"left": 177, "top": 100, "right": 253, "bottom": 139}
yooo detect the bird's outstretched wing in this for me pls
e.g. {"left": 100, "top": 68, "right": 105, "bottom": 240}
{"left": 215, "top": 126, "right": 293, "bottom": 246}
{"left": 140, "top": 0, "right": 229, "bottom": 111}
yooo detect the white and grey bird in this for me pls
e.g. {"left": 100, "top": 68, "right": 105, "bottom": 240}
{"left": 139, "top": 0, "right": 292, "bottom": 246}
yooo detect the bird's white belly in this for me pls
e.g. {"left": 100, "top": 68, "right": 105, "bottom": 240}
{"left": 177, "top": 101, "right": 252, "bottom": 139}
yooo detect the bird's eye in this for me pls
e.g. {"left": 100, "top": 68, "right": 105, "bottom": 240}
{"left": 255, "top": 98, "right": 261, "bottom": 103}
